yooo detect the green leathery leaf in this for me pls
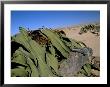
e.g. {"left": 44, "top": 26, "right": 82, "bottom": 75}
{"left": 12, "top": 47, "right": 27, "bottom": 66}
{"left": 12, "top": 28, "right": 46, "bottom": 62}
{"left": 21, "top": 28, "right": 46, "bottom": 61}
{"left": 60, "top": 34, "right": 83, "bottom": 49}
{"left": 42, "top": 30, "right": 70, "bottom": 52}
{"left": 86, "top": 63, "right": 91, "bottom": 76}
{"left": 49, "top": 45, "right": 55, "bottom": 56}
{"left": 83, "top": 63, "right": 91, "bottom": 76}
{"left": 37, "top": 60, "right": 56, "bottom": 77}
{"left": 18, "top": 47, "right": 39, "bottom": 77}
{"left": 61, "top": 38, "right": 82, "bottom": 50}
{"left": 26, "top": 57, "right": 39, "bottom": 77}
{"left": 46, "top": 52, "right": 59, "bottom": 75}
{"left": 36, "top": 57, "right": 56, "bottom": 77}
{"left": 80, "top": 69, "right": 86, "bottom": 75}
{"left": 11, "top": 67, "right": 28, "bottom": 77}
{"left": 25, "top": 66, "right": 31, "bottom": 77}
{"left": 61, "top": 39, "right": 73, "bottom": 48}
{"left": 29, "top": 40, "right": 55, "bottom": 77}
{"left": 12, "top": 33, "right": 31, "bottom": 52}
{"left": 19, "top": 27, "right": 29, "bottom": 38}
{"left": 41, "top": 30, "right": 70, "bottom": 58}
{"left": 29, "top": 40, "right": 46, "bottom": 62}
{"left": 13, "top": 28, "right": 55, "bottom": 76}
{"left": 77, "top": 41, "right": 87, "bottom": 48}
{"left": 19, "top": 47, "right": 38, "bottom": 66}
{"left": 69, "top": 38, "right": 83, "bottom": 49}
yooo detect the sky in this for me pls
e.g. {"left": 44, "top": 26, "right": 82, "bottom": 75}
{"left": 11, "top": 11, "right": 100, "bottom": 35}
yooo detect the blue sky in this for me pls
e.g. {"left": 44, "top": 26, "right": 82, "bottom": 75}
{"left": 11, "top": 11, "right": 100, "bottom": 35}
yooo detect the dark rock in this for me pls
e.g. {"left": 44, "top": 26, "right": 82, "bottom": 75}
{"left": 59, "top": 47, "right": 93, "bottom": 76}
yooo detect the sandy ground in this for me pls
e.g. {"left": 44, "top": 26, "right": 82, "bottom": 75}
{"left": 62, "top": 27, "right": 100, "bottom": 57}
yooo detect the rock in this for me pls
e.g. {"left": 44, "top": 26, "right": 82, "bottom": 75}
{"left": 59, "top": 47, "right": 93, "bottom": 77}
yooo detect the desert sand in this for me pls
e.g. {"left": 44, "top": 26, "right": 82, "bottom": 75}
{"left": 62, "top": 26, "right": 100, "bottom": 57}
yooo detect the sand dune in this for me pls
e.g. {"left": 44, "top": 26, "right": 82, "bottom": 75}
{"left": 62, "top": 27, "right": 100, "bottom": 57}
